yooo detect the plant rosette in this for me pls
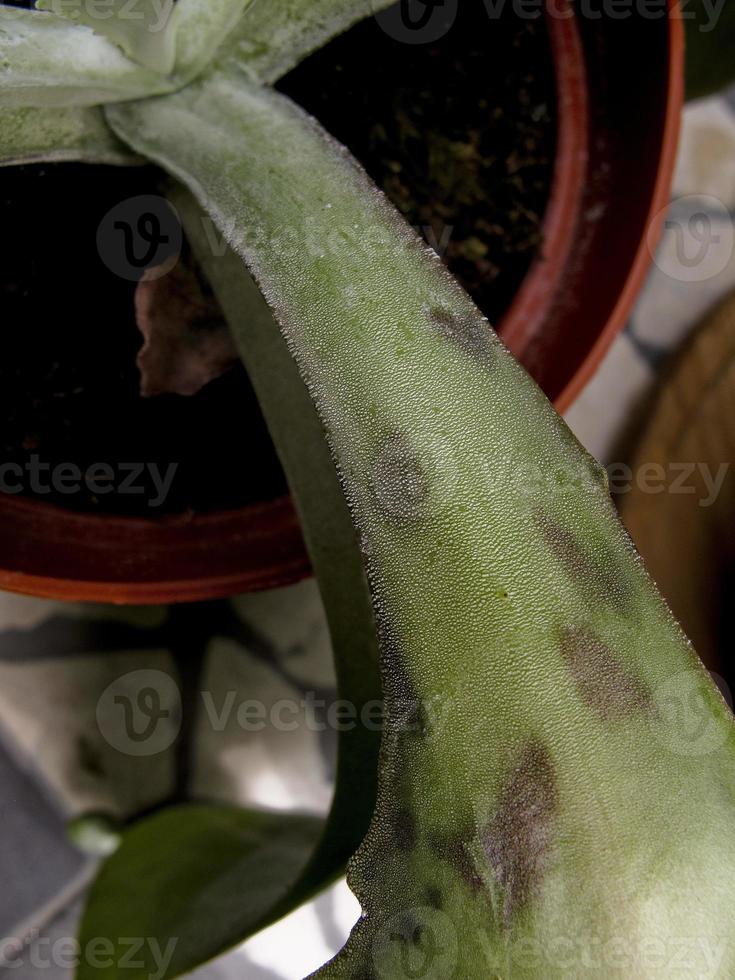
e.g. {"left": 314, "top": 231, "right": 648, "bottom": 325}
{"left": 2, "top": 4, "right": 730, "bottom": 980}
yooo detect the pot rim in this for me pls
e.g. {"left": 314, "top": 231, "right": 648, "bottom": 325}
{"left": 498, "top": 0, "right": 589, "bottom": 365}
{"left": 0, "top": 3, "right": 684, "bottom": 604}
{"left": 552, "top": 0, "right": 684, "bottom": 413}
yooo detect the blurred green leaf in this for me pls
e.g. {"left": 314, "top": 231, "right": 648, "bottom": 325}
{"left": 686, "top": 0, "right": 735, "bottom": 99}
{"left": 68, "top": 813, "right": 122, "bottom": 858}
{"left": 76, "top": 805, "right": 323, "bottom": 980}
{"left": 172, "top": 182, "right": 383, "bottom": 909}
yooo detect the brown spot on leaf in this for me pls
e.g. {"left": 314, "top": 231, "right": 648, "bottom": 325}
{"left": 428, "top": 305, "right": 496, "bottom": 367}
{"left": 426, "top": 885, "right": 443, "bottom": 909}
{"left": 377, "top": 628, "right": 428, "bottom": 746}
{"left": 481, "top": 741, "right": 558, "bottom": 928}
{"left": 430, "top": 833, "right": 483, "bottom": 892}
{"left": 560, "top": 624, "right": 651, "bottom": 719}
{"left": 380, "top": 628, "right": 420, "bottom": 707}
{"left": 372, "top": 433, "right": 427, "bottom": 522}
{"left": 394, "top": 807, "right": 418, "bottom": 851}
{"left": 534, "top": 510, "right": 635, "bottom": 615}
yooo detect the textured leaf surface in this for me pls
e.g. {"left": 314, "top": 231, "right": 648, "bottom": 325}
{"left": 172, "top": 184, "right": 383, "bottom": 907}
{"left": 76, "top": 805, "right": 323, "bottom": 980}
{"left": 0, "top": 104, "right": 136, "bottom": 165}
{"left": 0, "top": 7, "right": 169, "bottom": 106}
{"left": 169, "top": 0, "right": 253, "bottom": 85}
{"left": 37, "top": 0, "right": 251, "bottom": 80}
{"left": 107, "top": 71, "right": 735, "bottom": 978}
{"left": 38, "top": 0, "right": 179, "bottom": 73}
{"left": 214, "top": 0, "right": 394, "bottom": 84}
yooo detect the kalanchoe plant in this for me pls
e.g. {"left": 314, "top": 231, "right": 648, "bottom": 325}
{"left": 2, "top": 1, "right": 735, "bottom": 978}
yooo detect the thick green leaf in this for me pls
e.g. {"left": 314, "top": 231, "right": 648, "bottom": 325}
{"left": 76, "top": 805, "right": 323, "bottom": 980}
{"left": 37, "top": 0, "right": 252, "bottom": 80}
{"left": 213, "top": 0, "right": 395, "bottom": 84}
{"left": 108, "top": 71, "right": 735, "bottom": 978}
{"left": 0, "top": 104, "right": 137, "bottom": 165}
{"left": 0, "top": 7, "right": 170, "bottom": 106}
{"left": 76, "top": 174, "right": 383, "bottom": 978}
{"left": 169, "top": 0, "right": 253, "bottom": 85}
{"left": 37, "top": 0, "right": 179, "bottom": 73}
{"left": 170, "top": 185, "right": 383, "bottom": 909}
{"left": 0, "top": 0, "right": 385, "bottom": 107}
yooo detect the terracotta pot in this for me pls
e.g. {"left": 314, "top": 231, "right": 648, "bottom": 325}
{"left": 500, "top": 0, "right": 684, "bottom": 412}
{"left": 0, "top": 1, "right": 683, "bottom": 605}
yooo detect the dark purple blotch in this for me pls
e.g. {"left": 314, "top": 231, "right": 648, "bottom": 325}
{"left": 481, "top": 741, "right": 558, "bottom": 928}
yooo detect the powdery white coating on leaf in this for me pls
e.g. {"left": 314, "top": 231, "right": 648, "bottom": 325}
{"left": 38, "top": 0, "right": 179, "bottom": 73}
{"left": 0, "top": 7, "right": 172, "bottom": 107}
{"left": 107, "top": 75, "right": 735, "bottom": 978}
{"left": 171, "top": 0, "right": 254, "bottom": 85}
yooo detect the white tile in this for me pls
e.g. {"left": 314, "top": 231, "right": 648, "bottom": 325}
{"left": 564, "top": 333, "right": 653, "bottom": 463}
{"left": 673, "top": 97, "right": 735, "bottom": 207}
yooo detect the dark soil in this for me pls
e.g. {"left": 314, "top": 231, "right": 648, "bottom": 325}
{"left": 0, "top": 164, "right": 288, "bottom": 515}
{"left": 0, "top": 1, "right": 555, "bottom": 518}
{"left": 278, "top": 0, "right": 555, "bottom": 324}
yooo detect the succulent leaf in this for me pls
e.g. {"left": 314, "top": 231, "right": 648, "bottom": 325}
{"left": 213, "top": 0, "right": 395, "bottom": 84}
{"left": 0, "top": 6, "right": 170, "bottom": 107}
{"left": 107, "top": 71, "right": 735, "bottom": 978}
{"left": 36, "top": 0, "right": 253, "bottom": 81}
{"left": 171, "top": 183, "right": 383, "bottom": 905}
{"left": 0, "top": 104, "right": 137, "bottom": 165}
{"left": 37, "top": 0, "right": 180, "bottom": 73}
{"left": 75, "top": 180, "right": 384, "bottom": 978}
{"left": 169, "top": 0, "right": 253, "bottom": 86}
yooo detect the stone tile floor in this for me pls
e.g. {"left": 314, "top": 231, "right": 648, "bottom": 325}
{"left": 2, "top": 86, "right": 735, "bottom": 979}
